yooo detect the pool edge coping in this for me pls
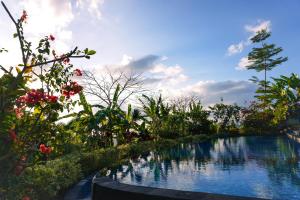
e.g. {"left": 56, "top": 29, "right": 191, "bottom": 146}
{"left": 92, "top": 176, "right": 268, "bottom": 200}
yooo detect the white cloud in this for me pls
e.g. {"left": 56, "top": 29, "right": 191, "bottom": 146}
{"left": 150, "top": 64, "right": 183, "bottom": 76}
{"left": 227, "top": 20, "right": 271, "bottom": 56}
{"left": 76, "top": 0, "right": 104, "bottom": 20}
{"left": 227, "top": 41, "right": 248, "bottom": 56}
{"left": 181, "top": 80, "right": 256, "bottom": 106}
{"left": 236, "top": 57, "right": 253, "bottom": 71}
{"left": 20, "top": 0, "right": 74, "bottom": 36}
{"left": 245, "top": 20, "right": 271, "bottom": 34}
{"left": 120, "top": 54, "right": 133, "bottom": 66}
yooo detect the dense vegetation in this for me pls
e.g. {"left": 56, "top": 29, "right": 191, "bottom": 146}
{"left": 0, "top": 3, "right": 299, "bottom": 200}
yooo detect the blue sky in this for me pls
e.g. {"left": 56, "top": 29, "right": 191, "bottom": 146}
{"left": 1, "top": 0, "right": 300, "bottom": 105}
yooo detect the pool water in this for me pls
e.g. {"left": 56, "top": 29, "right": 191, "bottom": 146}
{"left": 107, "top": 136, "right": 300, "bottom": 199}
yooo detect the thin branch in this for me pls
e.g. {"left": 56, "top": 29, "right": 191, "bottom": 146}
{"left": 28, "top": 47, "right": 82, "bottom": 68}
{"left": 1, "top": 1, "right": 26, "bottom": 66}
{"left": 0, "top": 65, "right": 11, "bottom": 75}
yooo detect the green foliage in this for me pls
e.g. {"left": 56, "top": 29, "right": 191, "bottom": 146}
{"left": 241, "top": 102, "right": 276, "bottom": 134}
{"left": 5, "top": 155, "right": 82, "bottom": 200}
{"left": 261, "top": 73, "right": 300, "bottom": 124}
{"left": 209, "top": 102, "right": 242, "bottom": 133}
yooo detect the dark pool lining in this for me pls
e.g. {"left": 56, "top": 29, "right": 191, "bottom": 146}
{"left": 92, "top": 176, "right": 267, "bottom": 200}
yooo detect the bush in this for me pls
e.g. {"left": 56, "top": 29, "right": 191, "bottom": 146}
{"left": 242, "top": 110, "right": 276, "bottom": 134}
{"left": 6, "top": 155, "right": 82, "bottom": 200}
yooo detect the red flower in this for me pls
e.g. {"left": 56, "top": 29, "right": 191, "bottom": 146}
{"left": 46, "top": 95, "right": 58, "bottom": 103}
{"left": 74, "top": 69, "right": 82, "bottom": 76}
{"left": 16, "top": 90, "right": 59, "bottom": 107}
{"left": 39, "top": 144, "right": 52, "bottom": 154}
{"left": 9, "top": 129, "right": 17, "bottom": 141}
{"left": 16, "top": 89, "right": 45, "bottom": 107}
{"left": 61, "top": 81, "right": 83, "bottom": 98}
{"left": 48, "top": 34, "right": 55, "bottom": 41}
{"left": 45, "top": 147, "right": 52, "bottom": 154}
{"left": 22, "top": 196, "right": 30, "bottom": 200}
{"left": 20, "top": 10, "right": 28, "bottom": 22}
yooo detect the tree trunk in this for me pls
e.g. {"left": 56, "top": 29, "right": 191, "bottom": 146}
{"left": 264, "top": 68, "right": 267, "bottom": 94}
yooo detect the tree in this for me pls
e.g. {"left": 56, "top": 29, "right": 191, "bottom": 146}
{"left": 81, "top": 69, "right": 146, "bottom": 108}
{"left": 209, "top": 102, "right": 241, "bottom": 133}
{"left": 246, "top": 29, "right": 288, "bottom": 94}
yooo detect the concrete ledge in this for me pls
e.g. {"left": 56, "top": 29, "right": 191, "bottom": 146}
{"left": 92, "top": 176, "right": 267, "bottom": 200}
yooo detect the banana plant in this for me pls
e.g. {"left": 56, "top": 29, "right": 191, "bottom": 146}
{"left": 139, "top": 94, "right": 170, "bottom": 137}
{"left": 263, "top": 73, "right": 300, "bottom": 123}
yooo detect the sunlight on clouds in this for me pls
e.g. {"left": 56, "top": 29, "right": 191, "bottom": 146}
{"left": 20, "top": 0, "right": 74, "bottom": 36}
{"left": 76, "top": 0, "right": 104, "bottom": 20}
{"left": 0, "top": 0, "right": 106, "bottom": 67}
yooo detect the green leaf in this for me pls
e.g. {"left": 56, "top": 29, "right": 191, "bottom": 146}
{"left": 87, "top": 50, "right": 96, "bottom": 55}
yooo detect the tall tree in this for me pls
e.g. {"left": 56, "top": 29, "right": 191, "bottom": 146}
{"left": 246, "top": 29, "right": 288, "bottom": 93}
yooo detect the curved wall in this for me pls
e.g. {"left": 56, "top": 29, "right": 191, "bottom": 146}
{"left": 92, "top": 176, "right": 266, "bottom": 200}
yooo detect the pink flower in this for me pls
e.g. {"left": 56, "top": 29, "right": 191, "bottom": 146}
{"left": 48, "top": 34, "right": 55, "bottom": 41}
{"left": 15, "top": 107, "right": 24, "bottom": 119}
{"left": 74, "top": 69, "right": 82, "bottom": 76}
{"left": 20, "top": 10, "right": 28, "bottom": 22}
{"left": 63, "top": 57, "right": 70, "bottom": 64}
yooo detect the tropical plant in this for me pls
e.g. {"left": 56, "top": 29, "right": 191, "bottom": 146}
{"left": 263, "top": 73, "right": 300, "bottom": 123}
{"left": 139, "top": 94, "right": 171, "bottom": 138}
{"left": 187, "top": 100, "right": 212, "bottom": 135}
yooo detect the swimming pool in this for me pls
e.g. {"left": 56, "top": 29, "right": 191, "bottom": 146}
{"left": 107, "top": 136, "right": 300, "bottom": 199}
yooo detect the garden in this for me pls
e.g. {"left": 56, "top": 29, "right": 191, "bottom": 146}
{"left": 1, "top": 2, "right": 300, "bottom": 200}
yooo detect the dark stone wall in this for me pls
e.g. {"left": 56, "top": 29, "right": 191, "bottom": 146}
{"left": 92, "top": 177, "right": 266, "bottom": 200}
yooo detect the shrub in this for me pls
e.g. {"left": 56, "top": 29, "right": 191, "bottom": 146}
{"left": 6, "top": 155, "right": 82, "bottom": 200}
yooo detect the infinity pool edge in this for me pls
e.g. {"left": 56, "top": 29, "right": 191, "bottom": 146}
{"left": 92, "top": 176, "right": 268, "bottom": 200}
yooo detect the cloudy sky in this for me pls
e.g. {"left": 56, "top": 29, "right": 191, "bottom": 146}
{"left": 0, "top": 0, "right": 300, "bottom": 106}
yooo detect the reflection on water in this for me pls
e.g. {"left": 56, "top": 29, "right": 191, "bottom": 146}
{"left": 107, "top": 136, "right": 300, "bottom": 199}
